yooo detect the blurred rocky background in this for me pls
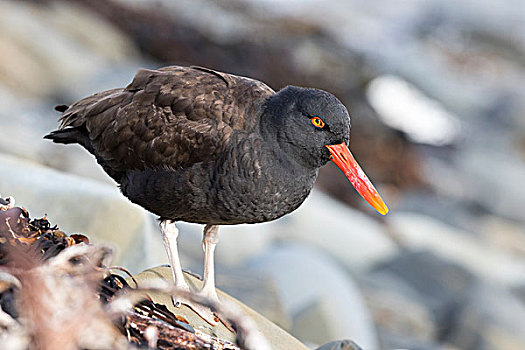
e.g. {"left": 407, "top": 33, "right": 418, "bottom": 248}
{"left": 1, "top": 0, "right": 524, "bottom": 349}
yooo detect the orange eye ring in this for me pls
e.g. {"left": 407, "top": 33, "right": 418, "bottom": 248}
{"left": 311, "top": 116, "right": 325, "bottom": 128}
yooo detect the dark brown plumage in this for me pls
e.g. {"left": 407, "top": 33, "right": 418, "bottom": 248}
{"left": 50, "top": 66, "right": 271, "bottom": 177}
{"left": 45, "top": 65, "right": 387, "bottom": 324}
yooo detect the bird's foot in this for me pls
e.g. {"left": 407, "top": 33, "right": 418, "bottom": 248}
{"left": 167, "top": 282, "right": 220, "bottom": 326}
{"left": 170, "top": 283, "right": 192, "bottom": 308}
{"left": 192, "top": 288, "right": 234, "bottom": 331}
{"left": 173, "top": 292, "right": 220, "bottom": 326}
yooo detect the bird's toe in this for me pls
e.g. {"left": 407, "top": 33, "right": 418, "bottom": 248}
{"left": 172, "top": 295, "right": 220, "bottom": 326}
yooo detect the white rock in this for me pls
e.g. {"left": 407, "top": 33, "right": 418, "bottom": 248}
{"left": 247, "top": 244, "right": 379, "bottom": 350}
{"left": 0, "top": 153, "right": 165, "bottom": 273}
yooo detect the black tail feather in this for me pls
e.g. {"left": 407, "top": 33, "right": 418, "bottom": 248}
{"left": 44, "top": 128, "right": 121, "bottom": 181}
{"left": 43, "top": 129, "right": 81, "bottom": 145}
{"left": 43, "top": 127, "right": 95, "bottom": 155}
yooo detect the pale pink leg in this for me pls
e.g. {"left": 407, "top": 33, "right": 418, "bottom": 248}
{"left": 160, "top": 220, "right": 191, "bottom": 305}
{"left": 160, "top": 220, "right": 219, "bottom": 325}
{"left": 197, "top": 224, "right": 220, "bottom": 304}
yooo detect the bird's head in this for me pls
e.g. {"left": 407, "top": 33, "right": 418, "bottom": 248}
{"left": 263, "top": 86, "right": 388, "bottom": 215}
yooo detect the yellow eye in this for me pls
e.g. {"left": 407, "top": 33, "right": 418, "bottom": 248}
{"left": 311, "top": 116, "right": 325, "bottom": 128}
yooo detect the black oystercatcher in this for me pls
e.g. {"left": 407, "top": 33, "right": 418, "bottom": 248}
{"left": 45, "top": 66, "right": 388, "bottom": 324}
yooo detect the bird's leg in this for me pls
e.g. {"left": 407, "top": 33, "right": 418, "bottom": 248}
{"left": 161, "top": 220, "right": 219, "bottom": 326}
{"left": 197, "top": 224, "right": 220, "bottom": 304}
{"left": 160, "top": 220, "right": 191, "bottom": 305}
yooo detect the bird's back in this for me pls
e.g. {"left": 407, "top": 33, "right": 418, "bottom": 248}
{"left": 46, "top": 66, "right": 275, "bottom": 182}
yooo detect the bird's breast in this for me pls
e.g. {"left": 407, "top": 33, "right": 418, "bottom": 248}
{"left": 120, "top": 136, "right": 318, "bottom": 225}
{"left": 209, "top": 139, "right": 318, "bottom": 224}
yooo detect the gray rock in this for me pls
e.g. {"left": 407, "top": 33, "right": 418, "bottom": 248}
{"left": 372, "top": 250, "right": 476, "bottom": 333}
{"left": 387, "top": 212, "right": 525, "bottom": 286}
{"left": 136, "top": 266, "right": 310, "bottom": 350}
{"left": 360, "top": 271, "right": 437, "bottom": 345}
{"left": 291, "top": 298, "right": 345, "bottom": 347}
{"left": 447, "top": 284, "right": 525, "bottom": 350}
{"left": 393, "top": 185, "right": 478, "bottom": 234}
{"left": 247, "top": 243, "right": 379, "bottom": 349}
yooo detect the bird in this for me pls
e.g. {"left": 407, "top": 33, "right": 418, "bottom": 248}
{"left": 45, "top": 65, "right": 388, "bottom": 325}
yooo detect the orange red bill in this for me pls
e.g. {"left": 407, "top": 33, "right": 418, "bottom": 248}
{"left": 325, "top": 142, "right": 389, "bottom": 215}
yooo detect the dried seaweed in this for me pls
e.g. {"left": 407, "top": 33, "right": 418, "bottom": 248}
{"left": 0, "top": 198, "right": 267, "bottom": 350}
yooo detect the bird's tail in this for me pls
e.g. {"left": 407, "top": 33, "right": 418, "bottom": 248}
{"left": 44, "top": 127, "right": 97, "bottom": 158}
{"left": 44, "top": 104, "right": 81, "bottom": 145}
{"left": 44, "top": 128, "right": 84, "bottom": 145}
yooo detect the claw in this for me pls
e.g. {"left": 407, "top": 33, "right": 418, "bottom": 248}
{"left": 172, "top": 293, "right": 220, "bottom": 326}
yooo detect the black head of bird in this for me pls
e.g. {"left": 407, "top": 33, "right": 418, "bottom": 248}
{"left": 262, "top": 85, "right": 388, "bottom": 215}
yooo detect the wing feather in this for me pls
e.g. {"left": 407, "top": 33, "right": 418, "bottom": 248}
{"left": 57, "top": 66, "right": 275, "bottom": 173}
